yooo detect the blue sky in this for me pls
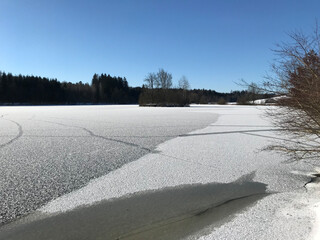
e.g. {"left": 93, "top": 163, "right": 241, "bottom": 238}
{"left": 0, "top": 0, "right": 319, "bottom": 92}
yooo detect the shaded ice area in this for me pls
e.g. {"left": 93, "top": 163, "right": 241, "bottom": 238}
{"left": 0, "top": 174, "right": 268, "bottom": 240}
{"left": 32, "top": 105, "right": 318, "bottom": 239}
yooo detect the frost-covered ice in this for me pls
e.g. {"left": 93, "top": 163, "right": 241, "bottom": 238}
{"left": 1, "top": 105, "right": 320, "bottom": 239}
{"left": 0, "top": 105, "right": 217, "bottom": 224}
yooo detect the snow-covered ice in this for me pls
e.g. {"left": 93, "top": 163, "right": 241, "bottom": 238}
{"left": 39, "top": 105, "right": 320, "bottom": 239}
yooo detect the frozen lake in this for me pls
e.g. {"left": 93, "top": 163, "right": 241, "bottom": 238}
{"left": 0, "top": 105, "right": 319, "bottom": 239}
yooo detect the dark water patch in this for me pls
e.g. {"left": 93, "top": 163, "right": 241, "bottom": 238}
{"left": 0, "top": 173, "right": 268, "bottom": 240}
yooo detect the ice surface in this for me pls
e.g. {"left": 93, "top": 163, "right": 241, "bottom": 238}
{"left": 1, "top": 105, "right": 319, "bottom": 239}
{"left": 37, "top": 105, "right": 319, "bottom": 239}
{"left": 0, "top": 105, "right": 217, "bottom": 224}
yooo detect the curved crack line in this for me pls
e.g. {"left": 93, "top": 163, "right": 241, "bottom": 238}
{"left": 241, "top": 132, "right": 317, "bottom": 148}
{"left": 19, "top": 135, "right": 177, "bottom": 138}
{"left": 0, "top": 118, "right": 23, "bottom": 149}
{"left": 76, "top": 125, "right": 152, "bottom": 152}
{"left": 179, "top": 128, "right": 283, "bottom": 137}
{"left": 209, "top": 124, "right": 273, "bottom": 128}
{"left": 34, "top": 119, "right": 153, "bottom": 152}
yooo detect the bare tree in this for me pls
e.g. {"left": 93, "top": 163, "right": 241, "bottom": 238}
{"left": 247, "top": 82, "right": 261, "bottom": 103}
{"left": 144, "top": 73, "right": 157, "bottom": 103}
{"left": 262, "top": 26, "right": 320, "bottom": 161}
{"left": 156, "top": 68, "right": 172, "bottom": 89}
{"left": 178, "top": 75, "right": 190, "bottom": 105}
{"left": 144, "top": 73, "right": 157, "bottom": 89}
{"left": 178, "top": 75, "right": 190, "bottom": 90}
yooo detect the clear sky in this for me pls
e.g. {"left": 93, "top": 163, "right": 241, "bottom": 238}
{"left": 1, "top": 0, "right": 319, "bottom": 92}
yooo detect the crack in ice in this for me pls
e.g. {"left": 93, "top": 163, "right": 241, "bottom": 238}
{"left": 0, "top": 118, "right": 23, "bottom": 149}
{"left": 34, "top": 119, "right": 153, "bottom": 152}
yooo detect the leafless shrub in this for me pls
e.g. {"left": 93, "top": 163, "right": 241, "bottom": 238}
{"left": 262, "top": 25, "right": 320, "bottom": 161}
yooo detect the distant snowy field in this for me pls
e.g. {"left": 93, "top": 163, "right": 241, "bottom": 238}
{"left": 0, "top": 105, "right": 319, "bottom": 239}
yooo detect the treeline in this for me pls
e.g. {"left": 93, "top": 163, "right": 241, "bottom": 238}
{"left": 0, "top": 70, "right": 269, "bottom": 105}
{"left": 139, "top": 88, "right": 269, "bottom": 106}
{"left": 189, "top": 89, "right": 247, "bottom": 104}
{"left": 0, "top": 71, "right": 141, "bottom": 104}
